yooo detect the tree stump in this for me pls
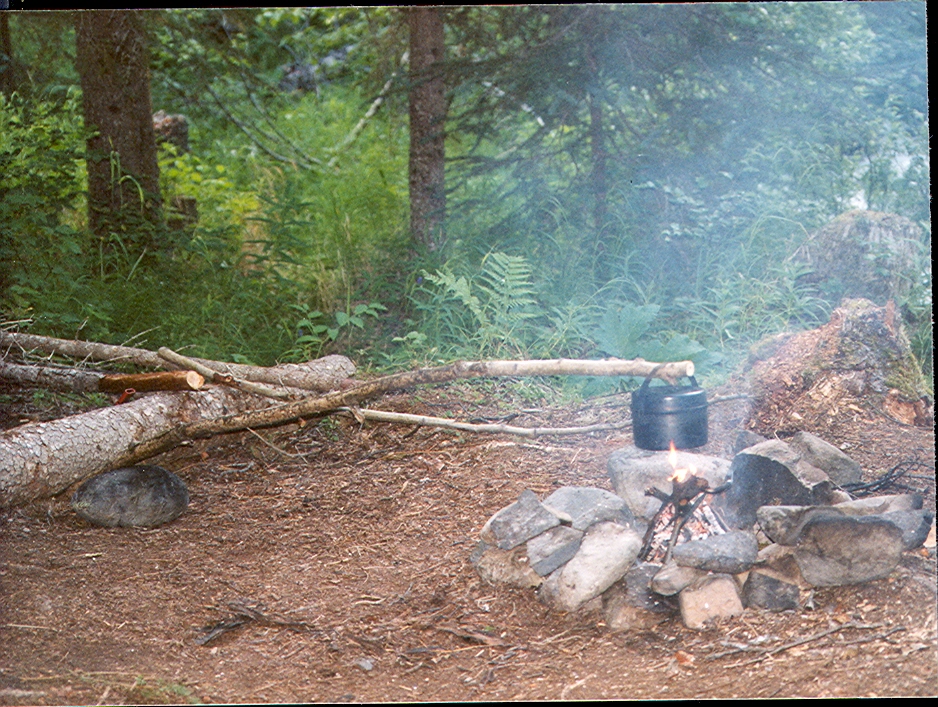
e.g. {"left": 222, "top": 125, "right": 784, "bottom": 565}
{"left": 746, "top": 298, "right": 932, "bottom": 436}
{"left": 794, "top": 210, "right": 926, "bottom": 306}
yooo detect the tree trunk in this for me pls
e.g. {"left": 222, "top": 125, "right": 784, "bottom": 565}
{"left": 407, "top": 7, "right": 447, "bottom": 252}
{"left": 75, "top": 10, "right": 162, "bottom": 247}
{"left": 588, "top": 91, "right": 609, "bottom": 281}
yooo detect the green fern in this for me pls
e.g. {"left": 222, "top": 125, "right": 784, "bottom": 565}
{"left": 419, "top": 251, "right": 543, "bottom": 358}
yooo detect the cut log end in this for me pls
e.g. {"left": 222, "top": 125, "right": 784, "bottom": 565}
{"left": 98, "top": 370, "right": 205, "bottom": 393}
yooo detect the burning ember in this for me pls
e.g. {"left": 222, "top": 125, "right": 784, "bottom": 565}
{"left": 639, "top": 441, "right": 731, "bottom": 563}
{"left": 669, "top": 441, "right": 695, "bottom": 483}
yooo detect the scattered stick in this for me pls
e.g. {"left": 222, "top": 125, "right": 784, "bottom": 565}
{"left": 719, "top": 621, "right": 901, "bottom": 667}
{"left": 195, "top": 601, "right": 315, "bottom": 646}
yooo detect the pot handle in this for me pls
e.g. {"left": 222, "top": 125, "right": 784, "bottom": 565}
{"left": 639, "top": 373, "right": 699, "bottom": 391}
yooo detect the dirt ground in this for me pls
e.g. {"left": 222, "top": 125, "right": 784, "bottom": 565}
{"left": 1, "top": 377, "right": 935, "bottom": 703}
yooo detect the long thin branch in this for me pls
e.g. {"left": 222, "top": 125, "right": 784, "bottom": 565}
{"left": 719, "top": 622, "right": 902, "bottom": 668}
{"left": 156, "top": 347, "right": 294, "bottom": 401}
{"left": 339, "top": 406, "right": 628, "bottom": 438}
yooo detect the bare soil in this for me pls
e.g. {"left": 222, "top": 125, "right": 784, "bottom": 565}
{"left": 1, "top": 378, "right": 935, "bottom": 703}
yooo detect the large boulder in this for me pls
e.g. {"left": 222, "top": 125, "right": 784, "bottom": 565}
{"left": 607, "top": 446, "right": 731, "bottom": 523}
{"left": 711, "top": 440, "right": 836, "bottom": 530}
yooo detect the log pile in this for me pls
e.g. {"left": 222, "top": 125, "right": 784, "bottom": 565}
{"left": 1, "top": 329, "right": 696, "bottom": 508}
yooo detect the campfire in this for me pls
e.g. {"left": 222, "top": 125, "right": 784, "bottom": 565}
{"left": 639, "top": 442, "right": 730, "bottom": 563}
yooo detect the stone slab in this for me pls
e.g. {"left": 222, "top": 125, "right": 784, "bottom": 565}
{"left": 743, "top": 570, "right": 801, "bottom": 611}
{"left": 793, "top": 514, "right": 904, "bottom": 587}
{"left": 712, "top": 440, "right": 835, "bottom": 530}
{"left": 757, "top": 505, "right": 846, "bottom": 546}
{"left": 607, "top": 446, "right": 731, "bottom": 522}
{"left": 651, "top": 562, "right": 708, "bottom": 596}
{"left": 603, "top": 563, "right": 676, "bottom": 631}
{"left": 526, "top": 525, "right": 583, "bottom": 576}
{"left": 550, "top": 522, "right": 643, "bottom": 612}
{"left": 678, "top": 573, "right": 744, "bottom": 630}
{"left": 833, "top": 493, "right": 924, "bottom": 516}
{"left": 542, "top": 486, "right": 635, "bottom": 531}
{"left": 480, "top": 489, "right": 561, "bottom": 550}
{"left": 671, "top": 530, "right": 759, "bottom": 574}
{"left": 788, "top": 431, "right": 862, "bottom": 486}
{"left": 471, "top": 541, "right": 542, "bottom": 588}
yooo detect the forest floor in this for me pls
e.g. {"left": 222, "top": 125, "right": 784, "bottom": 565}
{"left": 0, "top": 375, "right": 935, "bottom": 703}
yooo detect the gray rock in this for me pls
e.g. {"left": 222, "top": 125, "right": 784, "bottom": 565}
{"left": 353, "top": 657, "right": 374, "bottom": 672}
{"left": 651, "top": 562, "right": 708, "bottom": 596}
{"left": 607, "top": 446, "right": 731, "bottom": 522}
{"left": 877, "top": 510, "right": 934, "bottom": 551}
{"left": 712, "top": 440, "right": 835, "bottom": 530}
{"left": 471, "top": 541, "right": 542, "bottom": 588}
{"left": 671, "top": 530, "right": 759, "bottom": 574}
{"left": 526, "top": 525, "right": 583, "bottom": 576}
{"left": 603, "top": 563, "right": 676, "bottom": 631}
{"left": 549, "top": 522, "right": 643, "bottom": 611}
{"left": 678, "top": 573, "right": 744, "bottom": 630}
{"left": 733, "top": 429, "right": 768, "bottom": 455}
{"left": 757, "top": 505, "right": 847, "bottom": 546}
{"left": 757, "top": 503, "right": 933, "bottom": 553}
{"left": 833, "top": 493, "right": 924, "bottom": 516}
{"left": 743, "top": 570, "right": 801, "bottom": 611}
{"left": 788, "top": 431, "right": 863, "bottom": 486}
{"left": 793, "top": 514, "right": 904, "bottom": 587}
{"left": 755, "top": 544, "right": 810, "bottom": 589}
{"left": 71, "top": 465, "right": 188, "bottom": 527}
{"left": 542, "top": 486, "right": 635, "bottom": 531}
{"left": 480, "top": 489, "right": 561, "bottom": 550}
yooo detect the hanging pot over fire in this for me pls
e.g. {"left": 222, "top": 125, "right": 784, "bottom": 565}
{"left": 631, "top": 375, "right": 708, "bottom": 450}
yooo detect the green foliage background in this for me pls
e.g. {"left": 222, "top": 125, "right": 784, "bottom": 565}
{"left": 0, "top": 5, "right": 930, "bottom": 389}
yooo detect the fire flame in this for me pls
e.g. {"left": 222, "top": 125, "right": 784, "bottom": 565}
{"left": 668, "top": 441, "right": 696, "bottom": 483}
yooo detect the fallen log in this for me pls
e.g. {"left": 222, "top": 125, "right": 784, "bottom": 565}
{"left": 0, "top": 387, "right": 258, "bottom": 507}
{"left": 0, "top": 330, "right": 356, "bottom": 392}
{"left": 0, "top": 356, "right": 694, "bottom": 507}
{"left": 0, "top": 359, "right": 103, "bottom": 394}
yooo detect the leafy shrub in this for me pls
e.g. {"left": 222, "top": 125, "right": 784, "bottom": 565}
{"left": 0, "top": 89, "right": 88, "bottom": 317}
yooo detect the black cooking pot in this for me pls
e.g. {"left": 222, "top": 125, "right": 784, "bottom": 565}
{"left": 631, "top": 375, "right": 708, "bottom": 450}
